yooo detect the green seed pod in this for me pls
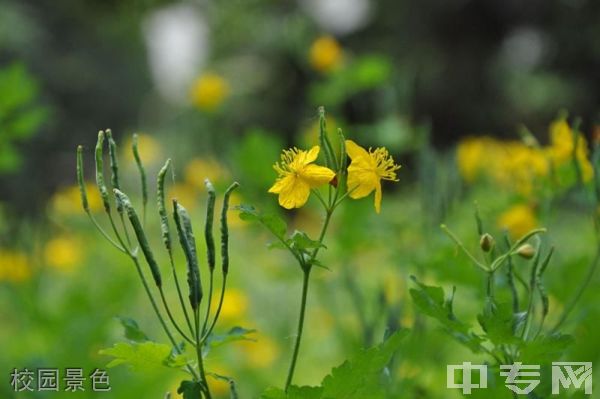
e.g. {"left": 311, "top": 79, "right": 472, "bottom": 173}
{"left": 114, "top": 189, "right": 162, "bottom": 287}
{"left": 516, "top": 243, "right": 536, "bottom": 259}
{"left": 173, "top": 200, "right": 202, "bottom": 309}
{"left": 76, "top": 145, "right": 89, "bottom": 212}
{"left": 106, "top": 129, "right": 123, "bottom": 213}
{"left": 132, "top": 134, "right": 148, "bottom": 220}
{"left": 479, "top": 233, "right": 495, "bottom": 252}
{"left": 204, "top": 179, "right": 216, "bottom": 272}
{"left": 105, "top": 129, "right": 120, "bottom": 189}
{"left": 157, "top": 159, "right": 172, "bottom": 251}
{"left": 318, "top": 106, "right": 337, "bottom": 170}
{"left": 221, "top": 182, "right": 239, "bottom": 274}
{"left": 95, "top": 131, "right": 111, "bottom": 212}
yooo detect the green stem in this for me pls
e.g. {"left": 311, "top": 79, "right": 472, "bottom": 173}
{"left": 85, "top": 212, "right": 127, "bottom": 253}
{"left": 553, "top": 249, "right": 600, "bottom": 331}
{"left": 201, "top": 274, "right": 228, "bottom": 342}
{"left": 158, "top": 287, "right": 195, "bottom": 345}
{"left": 168, "top": 253, "right": 195, "bottom": 337}
{"left": 131, "top": 256, "right": 199, "bottom": 380}
{"left": 285, "top": 268, "right": 311, "bottom": 391}
{"left": 194, "top": 308, "right": 211, "bottom": 399}
{"left": 119, "top": 211, "right": 133, "bottom": 248}
{"left": 486, "top": 271, "right": 495, "bottom": 300}
{"left": 201, "top": 271, "right": 215, "bottom": 336}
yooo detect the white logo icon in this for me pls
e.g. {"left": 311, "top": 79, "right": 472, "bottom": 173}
{"left": 500, "top": 362, "right": 540, "bottom": 394}
{"left": 552, "top": 362, "right": 592, "bottom": 395}
{"left": 447, "top": 362, "right": 487, "bottom": 394}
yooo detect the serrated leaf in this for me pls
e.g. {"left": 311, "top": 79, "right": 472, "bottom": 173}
{"left": 289, "top": 230, "right": 326, "bottom": 251}
{"left": 117, "top": 316, "right": 149, "bottom": 342}
{"left": 409, "top": 276, "right": 484, "bottom": 353}
{"left": 236, "top": 204, "right": 287, "bottom": 239}
{"left": 99, "top": 341, "right": 175, "bottom": 372}
{"left": 260, "top": 387, "right": 286, "bottom": 399}
{"left": 320, "top": 330, "right": 408, "bottom": 399}
{"left": 205, "top": 326, "right": 256, "bottom": 349}
{"left": 519, "top": 333, "right": 574, "bottom": 364}
{"left": 477, "top": 300, "right": 521, "bottom": 345}
{"left": 178, "top": 380, "right": 203, "bottom": 399}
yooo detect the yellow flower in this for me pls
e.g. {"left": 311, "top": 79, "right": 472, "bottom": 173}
{"left": 184, "top": 157, "right": 230, "bottom": 187}
{"left": 167, "top": 183, "right": 199, "bottom": 211}
{"left": 497, "top": 204, "right": 538, "bottom": 239}
{"left": 309, "top": 36, "right": 343, "bottom": 73}
{"left": 51, "top": 182, "right": 103, "bottom": 215}
{"left": 457, "top": 137, "right": 550, "bottom": 196}
{"left": 123, "top": 134, "right": 162, "bottom": 166}
{"left": 0, "top": 249, "right": 32, "bottom": 283}
{"left": 44, "top": 236, "right": 83, "bottom": 273}
{"left": 547, "top": 117, "right": 594, "bottom": 183}
{"left": 268, "top": 146, "right": 335, "bottom": 209}
{"left": 345, "top": 140, "right": 401, "bottom": 213}
{"left": 216, "top": 288, "right": 248, "bottom": 323}
{"left": 190, "top": 73, "right": 229, "bottom": 111}
{"left": 456, "top": 136, "right": 501, "bottom": 183}
{"left": 240, "top": 333, "right": 280, "bottom": 368}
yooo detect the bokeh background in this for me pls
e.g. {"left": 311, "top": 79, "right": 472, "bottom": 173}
{"left": 1, "top": 0, "right": 600, "bottom": 398}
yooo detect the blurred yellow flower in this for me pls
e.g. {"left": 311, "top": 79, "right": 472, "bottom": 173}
{"left": 345, "top": 140, "right": 401, "bottom": 213}
{"left": 240, "top": 333, "right": 280, "bottom": 368}
{"left": 497, "top": 143, "right": 549, "bottom": 196}
{"left": 51, "top": 182, "right": 102, "bottom": 215}
{"left": 216, "top": 288, "right": 248, "bottom": 323}
{"left": 457, "top": 137, "right": 549, "bottom": 196}
{"left": 190, "top": 73, "right": 229, "bottom": 111}
{"left": 44, "top": 236, "right": 83, "bottom": 273}
{"left": 206, "top": 365, "right": 233, "bottom": 398}
{"left": 547, "top": 117, "right": 594, "bottom": 182}
{"left": 185, "top": 157, "right": 230, "bottom": 187}
{"left": 124, "top": 133, "right": 162, "bottom": 166}
{"left": 309, "top": 36, "right": 343, "bottom": 73}
{"left": 269, "top": 146, "right": 335, "bottom": 209}
{"left": 0, "top": 249, "right": 32, "bottom": 283}
{"left": 168, "top": 183, "right": 199, "bottom": 211}
{"left": 497, "top": 204, "right": 538, "bottom": 239}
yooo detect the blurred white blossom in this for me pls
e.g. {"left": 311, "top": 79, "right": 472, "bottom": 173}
{"left": 143, "top": 4, "right": 209, "bottom": 104}
{"left": 299, "top": 0, "right": 372, "bottom": 35}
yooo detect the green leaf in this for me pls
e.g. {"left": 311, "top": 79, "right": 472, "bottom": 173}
{"left": 519, "top": 333, "right": 574, "bottom": 364}
{"left": 259, "top": 331, "right": 407, "bottom": 399}
{"left": 409, "top": 276, "right": 484, "bottom": 353}
{"left": 289, "top": 230, "right": 326, "bottom": 251}
{"left": 205, "top": 326, "right": 256, "bottom": 349}
{"left": 117, "top": 316, "right": 149, "bottom": 342}
{"left": 477, "top": 300, "right": 521, "bottom": 345}
{"left": 320, "top": 329, "right": 408, "bottom": 399}
{"left": 237, "top": 204, "right": 287, "bottom": 239}
{"left": 177, "top": 380, "right": 204, "bottom": 399}
{"left": 260, "top": 387, "right": 286, "bottom": 399}
{"left": 99, "top": 341, "right": 177, "bottom": 372}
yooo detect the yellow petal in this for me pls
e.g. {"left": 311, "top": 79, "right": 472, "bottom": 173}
{"left": 301, "top": 164, "right": 335, "bottom": 188}
{"left": 345, "top": 140, "right": 370, "bottom": 161}
{"left": 278, "top": 178, "right": 311, "bottom": 209}
{"left": 374, "top": 181, "right": 382, "bottom": 213}
{"left": 303, "top": 146, "right": 321, "bottom": 164}
{"left": 268, "top": 174, "right": 293, "bottom": 194}
{"left": 347, "top": 167, "right": 378, "bottom": 199}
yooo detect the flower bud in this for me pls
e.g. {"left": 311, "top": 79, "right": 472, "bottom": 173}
{"left": 516, "top": 243, "right": 536, "bottom": 259}
{"left": 479, "top": 233, "right": 495, "bottom": 252}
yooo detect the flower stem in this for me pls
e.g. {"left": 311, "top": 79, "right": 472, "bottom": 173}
{"left": 285, "top": 268, "right": 311, "bottom": 391}
{"left": 553, "top": 248, "right": 600, "bottom": 331}
{"left": 131, "top": 256, "right": 199, "bottom": 380}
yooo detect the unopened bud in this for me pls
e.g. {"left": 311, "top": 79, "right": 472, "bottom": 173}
{"left": 479, "top": 233, "right": 495, "bottom": 252}
{"left": 516, "top": 244, "right": 536, "bottom": 259}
